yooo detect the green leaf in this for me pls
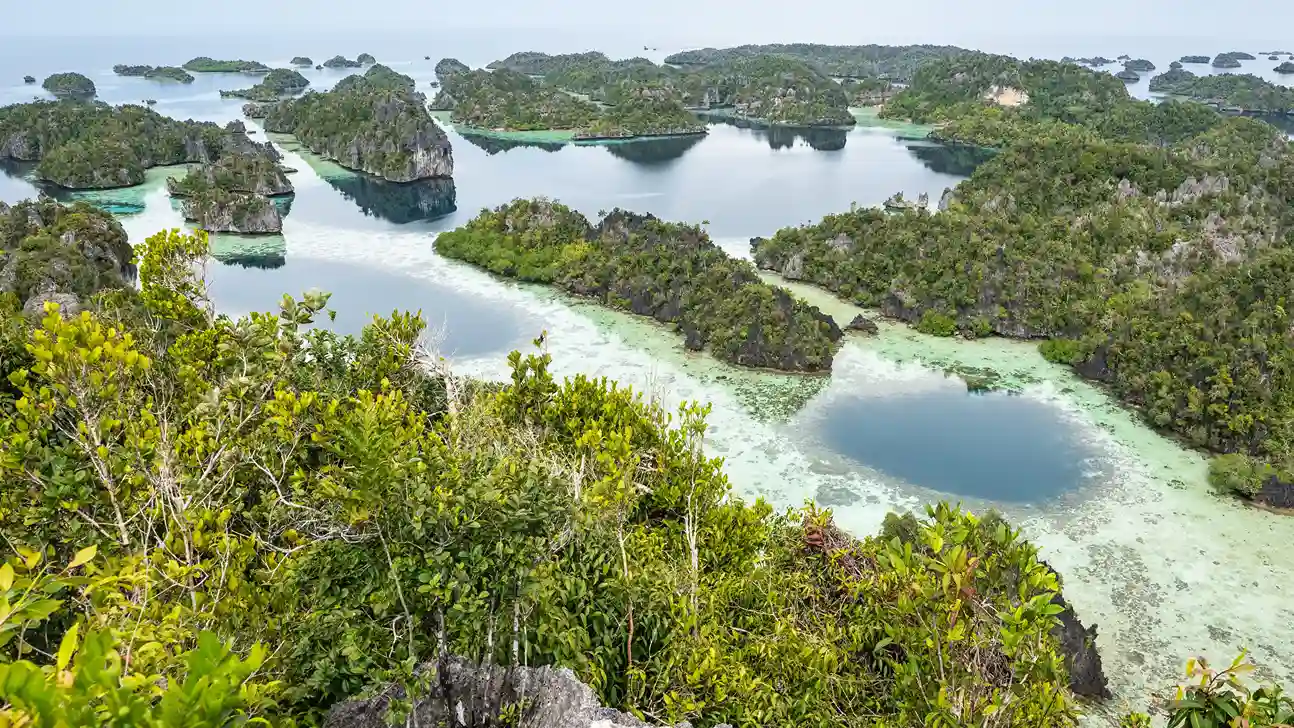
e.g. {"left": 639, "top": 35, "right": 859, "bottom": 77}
{"left": 0, "top": 563, "right": 13, "bottom": 592}
{"left": 57, "top": 621, "right": 80, "bottom": 670}
{"left": 68, "top": 544, "right": 97, "bottom": 571}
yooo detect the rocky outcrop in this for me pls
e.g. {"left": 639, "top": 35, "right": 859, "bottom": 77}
{"left": 242, "top": 102, "right": 271, "bottom": 119}
{"left": 323, "top": 657, "right": 717, "bottom": 728}
{"left": 357, "top": 53, "right": 376, "bottom": 65}
{"left": 181, "top": 192, "right": 282, "bottom": 234}
{"left": 323, "top": 55, "right": 362, "bottom": 69}
{"left": 291, "top": 56, "right": 313, "bottom": 67}
{"left": 1276, "top": 61, "right": 1294, "bottom": 74}
{"left": 1041, "top": 562, "right": 1110, "bottom": 699}
{"left": 1212, "top": 54, "right": 1243, "bottom": 69}
{"left": 1115, "top": 69, "right": 1140, "bottom": 82}
{"left": 1123, "top": 58, "right": 1155, "bottom": 72}
{"left": 23, "top": 75, "right": 35, "bottom": 84}
{"left": 847, "top": 314, "right": 878, "bottom": 334}
{"left": 1179, "top": 55, "right": 1211, "bottom": 64}
{"left": 435, "top": 57, "right": 470, "bottom": 85}
{"left": 261, "top": 70, "right": 454, "bottom": 181}
{"left": 0, "top": 198, "right": 133, "bottom": 317}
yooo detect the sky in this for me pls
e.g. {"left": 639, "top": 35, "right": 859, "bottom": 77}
{"left": 1, "top": 0, "right": 1285, "bottom": 47}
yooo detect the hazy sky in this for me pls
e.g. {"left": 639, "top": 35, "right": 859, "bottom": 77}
{"left": 1, "top": 0, "right": 1282, "bottom": 47}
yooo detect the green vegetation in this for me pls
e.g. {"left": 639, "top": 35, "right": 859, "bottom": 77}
{"left": 220, "top": 67, "right": 310, "bottom": 101}
{"left": 182, "top": 56, "right": 270, "bottom": 73}
{"left": 41, "top": 72, "right": 96, "bottom": 99}
{"left": 112, "top": 64, "right": 194, "bottom": 82}
{"left": 434, "top": 56, "right": 469, "bottom": 84}
{"left": 576, "top": 90, "right": 706, "bottom": 139}
{"left": 322, "top": 54, "right": 362, "bottom": 69}
{"left": 0, "top": 220, "right": 1288, "bottom": 726}
{"left": 291, "top": 56, "right": 313, "bottom": 66}
{"left": 1148, "top": 71, "right": 1294, "bottom": 112}
{"left": 0, "top": 101, "right": 238, "bottom": 189}
{"left": 261, "top": 65, "right": 453, "bottom": 182}
{"left": 436, "top": 199, "right": 842, "bottom": 371}
{"left": 1212, "top": 53, "right": 1243, "bottom": 69}
{"left": 1116, "top": 69, "right": 1141, "bottom": 82}
{"left": 435, "top": 67, "right": 601, "bottom": 131}
{"left": 0, "top": 198, "right": 133, "bottom": 314}
{"left": 842, "top": 76, "right": 898, "bottom": 106}
{"left": 357, "top": 52, "right": 376, "bottom": 64}
{"left": 1180, "top": 55, "right": 1211, "bottom": 64}
{"left": 488, "top": 50, "right": 610, "bottom": 75}
{"left": 761, "top": 51, "right": 1294, "bottom": 509}
{"left": 1277, "top": 61, "right": 1294, "bottom": 74}
{"left": 1123, "top": 58, "right": 1156, "bottom": 72}
{"left": 663, "top": 43, "right": 969, "bottom": 81}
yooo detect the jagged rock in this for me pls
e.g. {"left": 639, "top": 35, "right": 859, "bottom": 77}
{"left": 322, "top": 656, "right": 721, "bottom": 728}
{"left": 1, "top": 131, "right": 37, "bottom": 160}
{"left": 1041, "top": 562, "right": 1111, "bottom": 699}
{"left": 242, "top": 102, "right": 271, "bottom": 119}
{"left": 938, "top": 188, "right": 955, "bottom": 211}
{"left": 22, "top": 291, "right": 80, "bottom": 318}
{"left": 828, "top": 233, "right": 854, "bottom": 253}
{"left": 435, "top": 57, "right": 470, "bottom": 85}
{"left": 847, "top": 315, "right": 878, "bottom": 334}
{"left": 782, "top": 250, "right": 805, "bottom": 280}
{"left": 182, "top": 193, "right": 283, "bottom": 234}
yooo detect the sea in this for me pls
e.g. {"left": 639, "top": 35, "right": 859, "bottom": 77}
{"left": 2, "top": 30, "right": 1293, "bottom": 723}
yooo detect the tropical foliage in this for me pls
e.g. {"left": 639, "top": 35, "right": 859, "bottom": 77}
{"left": 41, "top": 72, "right": 97, "bottom": 100}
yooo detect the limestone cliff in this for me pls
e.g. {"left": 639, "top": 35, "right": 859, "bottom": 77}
{"left": 181, "top": 191, "right": 283, "bottom": 234}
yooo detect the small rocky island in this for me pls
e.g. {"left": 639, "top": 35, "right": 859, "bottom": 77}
{"left": 168, "top": 128, "right": 292, "bottom": 234}
{"left": 220, "top": 68, "right": 310, "bottom": 101}
{"left": 322, "top": 55, "right": 362, "bottom": 69}
{"left": 41, "top": 72, "right": 96, "bottom": 100}
{"left": 183, "top": 57, "right": 271, "bottom": 74}
{"left": 357, "top": 53, "right": 376, "bottom": 65}
{"left": 432, "top": 66, "right": 601, "bottom": 131}
{"left": 434, "top": 57, "right": 470, "bottom": 85}
{"left": 0, "top": 100, "right": 275, "bottom": 189}
{"left": 1123, "top": 58, "right": 1155, "bottom": 72}
{"left": 435, "top": 199, "right": 843, "bottom": 371}
{"left": 1147, "top": 70, "right": 1294, "bottom": 113}
{"left": 1179, "top": 54, "right": 1211, "bottom": 64}
{"left": 1114, "top": 69, "right": 1140, "bottom": 82}
{"left": 112, "top": 64, "right": 195, "bottom": 83}
{"left": 291, "top": 56, "right": 313, "bottom": 67}
{"left": 22, "top": 75, "right": 35, "bottom": 84}
{"left": 257, "top": 64, "right": 453, "bottom": 182}
{"left": 1212, "top": 53, "right": 1244, "bottom": 68}
{"left": 1276, "top": 61, "right": 1294, "bottom": 74}
{"left": 1147, "top": 68, "right": 1197, "bottom": 92}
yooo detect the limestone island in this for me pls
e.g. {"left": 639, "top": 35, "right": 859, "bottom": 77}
{"left": 183, "top": 57, "right": 271, "bottom": 74}
{"left": 1116, "top": 54, "right": 1131, "bottom": 60}
{"left": 1179, "top": 55, "right": 1211, "bottom": 63}
{"left": 1147, "top": 68, "right": 1197, "bottom": 92}
{"left": 357, "top": 53, "right": 376, "bottom": 65}
{"left": 40, "top": 72, "right": 97, "bottom": 100}
{"left": 168, "top": 125, "right": 293, "bottom": 234}
{"left": 0, "top": 197, "right": 134, "bottom": 317}
{"left": 1212, "top": 53, "right": 1243, "bottom": 69}
{"left": 220, "top": 68, "right": 310, "bottom": 101}
{"left": 256, "top": 64, "right": 452, "bottom": 182}
{"left": 1270, "top": 55, "right": 1281, "bottom": 61}
{"left": 0, "top": 100, "right": 269, "bottom": 189}
{"left": 435, "top": 199, "right": 843, "bottom": 371}
{"left": 434, "top": 57, "right": 469, "bottom": 85}
{"left": 112, "top": 65, "right": 195, "bottom": 83}
{"left": 1225, "top": 51, "right": 1257, "bottom": 60}
{"left": 1070, "top": 56, "right": 1113, "bottom": 66}
{"left": 1148, "top": 71, "right": 1294, "bottom": 113}
{"left": 661, "top": 43, "right": 969, "bottom": 81}
{"left": 1114, "top": 69, "right": 1140, "bottom": 82}
{"left": 1123, "top": 58, "right": 1155, "bottom": 72}
{"left": 768, "top": 48, "right": 1294, "bottom": 510}
{"left": 322, "top": 55, "right": 362, "bottom": 69}
{"left": 1169, "top": 61, "right": 1183, "bottom": 70}
{"left": 290, "top": 56, "right": 313, "bottom": 67}
{"left": 22, "top": 76, "right": 35, "bottom": 84}
{"left": 1276, "top": 61, "right": 1294, "bottom": 74}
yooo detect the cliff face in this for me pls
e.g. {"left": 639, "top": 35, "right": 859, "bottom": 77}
{"left": 323, "top": 657, "right": 721, "bottom": 728}
{"left": 261, "top": 72, "right": 454, "bottom": 182}
{"left": 181, "top": 192, "right": 283, "bottom": 234}
{"left": 0, "top": 198, "right": 133, "bottom": 317}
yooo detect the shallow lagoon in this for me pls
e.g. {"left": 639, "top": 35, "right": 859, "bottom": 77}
{"left": 3, "top": 48, "right": 1294, "bottom": 724}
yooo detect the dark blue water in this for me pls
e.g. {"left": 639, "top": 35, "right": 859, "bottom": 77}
{"left": 816, "top": 385, "right": 1097, "bottom": 502}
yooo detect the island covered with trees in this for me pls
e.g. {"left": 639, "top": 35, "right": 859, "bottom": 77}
{"left": 112, "top": 64, "right": 195, "bottom": 83}
{"left": 1148, "top": 70, "right": 1294, "bottom": 113}
{"left": 663, "top": 42, "right": 969, "bottom": 81}
{"left": 41, "top": 72, "right": 96, "bottom": 99}
{"left": 166, "top": 123, "right": 294, "bottom": 234}
{"left": 322, "top": 54, "right": 363, "bottom": 68}
{"left": 436, "top": 198, "right": 843, "bottom": 371}
{"left": 182, "top": 56, "right": 270, "bottom": 73}
{"left": 290, "top": 56, "right": 313, "bottom": 66}
{"left": 0, "top": 212, "right": 1286, "bottom": 728}
{"left": 750, "top": 50, "right": 1294, "bottom": 510}
{"left": 220, "top": 67, "right": 311, "bottom": 101}
{"left": 0, "top": 100, "right": 262, "bottom": 189}
{"left": 256, "top": 64, "right": 454, "bottom": 182}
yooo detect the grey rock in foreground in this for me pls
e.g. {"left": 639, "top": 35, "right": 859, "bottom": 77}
{"left": 181, "top": 193, "right": 283, "bottom": 234}
{"left": 325, "top": 657, "right": 724, "bottom": 728}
